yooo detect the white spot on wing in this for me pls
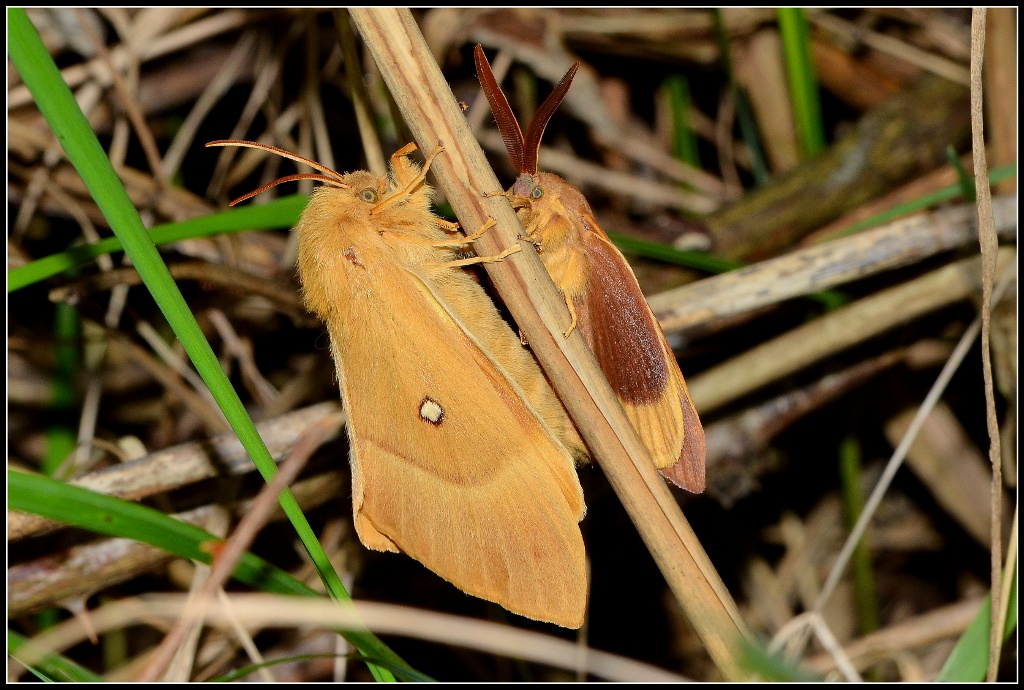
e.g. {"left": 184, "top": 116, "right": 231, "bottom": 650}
{"left": 419, "top": 397, "right": 444, "bottom": 425}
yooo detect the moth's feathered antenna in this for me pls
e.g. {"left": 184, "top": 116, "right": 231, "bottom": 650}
{"left": 522, "top": 62, "right": 578, "bottom": 176}
{"left": 474, "top": 45, "right": 526, "bottom": 175}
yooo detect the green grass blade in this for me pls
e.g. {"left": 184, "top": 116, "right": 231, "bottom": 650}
{"left": 739, "top": 638, "right": 822, "bottom": 681}
{"left": 8, "top": 9, "right": 393, "bottom": 680}
{"left": 664, "top": 75, "right": 701, "bottom": 169}
{"left": 8, "top": 470, "right": 415, "bottom": 678}
{"left": 8, "top": 194, "right": 308, "bottom": 292}
{"left": 937, "top": 562, "right": 1017, "bottom": 681}
{"left": 606, "top": 231, "right": 742, "bottom": 274}
{"left": 812, "top": 163, "right": 1017, "bottom": 244}
{"left": 44, "top": 302, "right": 80, "bottom": 475}
{"left": 945, "top": 145, "right": 976, "bottom": 202}
{"left": 214, "top": 653, "right": 434, "bottom": 683}
{"left": 8, "top": 629, "right": 104, "bottom": 682}
{"left": 838, "top": 437, "right": 880, "bottom": 636}
{"left": 778, "top": 8, "right": 825, "bottom": 158}
{"left": 732, "top": 87, "right": 770, "bottom": 186}
{"left": 712, "top": 10, "right": 769, "bottom": 184}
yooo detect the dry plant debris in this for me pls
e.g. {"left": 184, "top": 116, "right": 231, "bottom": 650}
{"left": 8, "top": 8, "right": 1016, "bottom": 682}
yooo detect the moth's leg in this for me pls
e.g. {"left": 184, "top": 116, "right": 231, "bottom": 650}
{"left": 371, "top": 142, "right": 445, "bottom": 215}
{"left": 436, "top": 218, "right": 461, "bottom": 233}
{"left": 432, "top": 218, "right": 495, "bottom": 247}
{"left": 561, "top": 293, "right": 578, "bottom": 338}
{"left": 387, "top": 143, "right": 421, "bottom": 193}
{"left": 559, "top": 251, "right": 585, "bottom": 338}
{"left": 391, "top": 142, "right": 419, "bottom": 164}
{"left": 399, "top": 142, "right": 444, "bottom": 191}
{"left": 443, "top": 243, "right": 521, "bottom": 268}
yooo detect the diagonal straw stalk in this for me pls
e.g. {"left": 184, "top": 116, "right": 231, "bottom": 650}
{"left": 349, "top": 8, "right": 751, "bottom": 679}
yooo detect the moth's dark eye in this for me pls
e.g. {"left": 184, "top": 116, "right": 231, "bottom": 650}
{"left": 358, "top": 188, "right": 378, "bottom": 204}
{"left": 531, "top": 186, "right": 544, "bottom": 200}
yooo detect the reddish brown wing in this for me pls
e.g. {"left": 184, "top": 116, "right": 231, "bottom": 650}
{"left": 574, "top": 220, "right": 706, "bottom": 493}
{"left": 575, "top": 228, "right": 668, "bottom": 406}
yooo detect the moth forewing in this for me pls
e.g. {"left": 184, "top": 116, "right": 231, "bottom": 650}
{"left": 215, "top": 139, "right": 589, "bottom": 628}
{"left": 325, "top": 238, "right": 587, "bottom": 626}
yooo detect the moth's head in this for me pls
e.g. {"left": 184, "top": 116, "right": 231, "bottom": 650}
{"left": 511, "top": 173, "right": 540, "bottom": 203}
{"left": 342, "top": 170, "right": 389, "bottom": 210}
{"left": 510, "top": 171, "right": 589, "bottom": 219}
{"left": 204, "top": 140, "right": 405, "bottom": 220}
{"left": 474, "top": 44, "right": 578, "bottom": 186}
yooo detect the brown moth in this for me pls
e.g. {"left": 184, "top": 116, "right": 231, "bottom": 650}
{"left": 207, "top": 139, "right": 588, "bottom": 627}
{"left": 474, "top": 45, "right": 707, "bottom": 493}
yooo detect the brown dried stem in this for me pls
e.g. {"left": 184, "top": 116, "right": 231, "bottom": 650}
{"left": 650, "top": 195, "right": 1016, "bottom": 335}
{"left": 7, "top": 402, "right": 343, "bottom": 541}
{"left": 48, "top": 261, "right": 306, "bottom": 315}
{"left": 349, "top": 7, "right": 749, "bottom": 680}
{"left": 137, "top": 411, "right": 344, "bottom": 681}
{"left": 968, "top": 9, "right": 1004, "bottom": 681}
{"left": 805, "top": 597, "right": 983, "bottom": 675}
{"left": 688, "top": 248, "right": 1016, "bottom": 414}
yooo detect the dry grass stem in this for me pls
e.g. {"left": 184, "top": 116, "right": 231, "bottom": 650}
{"left": 7, "top": 402, "right": 344, "bottom": 540}
{"left": 478, "top": 129, "right": 720, "bottom": 213}
{"left": 72, "top": 9, "right": 166, "bottom": 186}
{"left": 983, "top": 8, "right": 1016, "bottom": 194}
{"left": 217, "top": 588, "right": 275, "bottom": 681}
{"left": 110, "top": 335, "right": 229, "bottom": 435}
{"left": 8, "top": 471, "right": 347, "bottom": 617}
{"left": 613, "top": 136, "right": 735, "bottom": 200}
{"left": 133, "top": 320, "right": 217, "bottom": 411}
{"left": 968, "top": 9, "right": 1005, "bottom": 681}
{"left": 770, "top": 612, "right": 862, "bottom": 681}
{"left": 9, "top": 10, "right": 262, "bottom": 110}
{"left": 10, "top": 8, "right": 1011, "bottom": 681}
{"left": 206, "top": 18, "right": 312, "bottom": 198}
{"left": 350, "top": 7, "right": 749, "bottom": 679}
{"left": 304, "top": 28, "right": 335, "bottom": 175}
{"left": 805, "top": 597, "right": 983, "bottom": 674}
{"left": 48, "top": 262, "right": 307, "bottom": 314}
{"left": 805, "top": 158, "right": 973, "bottom": 244}
{"left": 137, "top": 412, "right": 343, "bottom": 681}
{"left": 333, "top": 10, "right": 386, "bottom": 176}
{"left": 160, "top": 33, "right": 257, "bottom": 180}
{"left": 704, "top": 350, "right": 903, "bottom": 506}
{"left": 812, "top": 12, "right": 971, "bottom": 84}
{"left": 715, "top": 87, "right": 742, "bottom": 194}
{"left": 206, "top": 309, "right": 280, "bottom": 406}
{"left": 813, "top": 265, "right": 1017, "bottom": 617}
{"left": 17, "top": 594, "right": 687, "bottom": 682}
{"left": 733, "top": 26, "right": 799, "bottom": 173}
{"left": 884, "top": 404, "right": 1004, "bottom": 548}
{"left": 651, "top": 195, "right": 1015, "bottom": 334}
{"left": 688, "top": 248, "right": 1016, "bottom": 413}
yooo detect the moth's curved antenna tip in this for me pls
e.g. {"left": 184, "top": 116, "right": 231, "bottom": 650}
{"left": 206, "top": 139, "right": 252, "bottom": 148}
